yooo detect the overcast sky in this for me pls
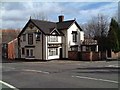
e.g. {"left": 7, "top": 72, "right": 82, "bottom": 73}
{"left": 0, "top": 0, "right": 119, "bottom": 29}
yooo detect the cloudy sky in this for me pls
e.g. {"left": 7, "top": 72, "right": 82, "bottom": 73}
{"left": 0, "top": 0, "right": 119, "bottom": 29}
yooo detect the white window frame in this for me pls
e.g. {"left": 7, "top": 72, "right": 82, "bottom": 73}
{"left": 48, "top": 48, "right": 58, "bottom": 56}
{"left": 48, "top": 36, "right": 58, "bottom": 42}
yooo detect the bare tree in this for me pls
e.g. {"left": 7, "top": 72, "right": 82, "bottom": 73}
{"left": 83, "top": 14, "right": 109, "bottom": 38}
{"left": 31, "top": 11, "right": 48, "bottom": 21}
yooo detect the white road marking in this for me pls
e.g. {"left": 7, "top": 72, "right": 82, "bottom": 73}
{"left": 72, "top": 76, "right": 118, "bottom": 84}
{"left": 23, "top": 69, "right": 50, "bottom": 74}
{"left": 0, "top": 80, "right": 19, "bottom": 90}
{"left": 107, "top": 65, "right": 119, "bottom": 68}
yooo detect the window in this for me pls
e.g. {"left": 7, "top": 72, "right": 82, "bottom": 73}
{"left": 30, "top": 49, "right": 33, "bottom": 56}
{"left": 49, "top": 48, "right": 58, "bottom": 56}
{"left": 71, "top": 46, "right": 78, "bottom": 51}
{"left": 22, "top": 48, "right": 25, "bottom": 55}
{"left": 26, "top": 49, "right": 29, "bottom": 56}
{"left": 28, "top": 33, "right": 33, "bottom": 45}
{"left": 26, "top": 49, "right": 34, "bottom": 57}
{"left": 72, "top": 31, "right": 77, "bottom": 42}
{"left": 23, "top": 34, "right": 26, "bottom": 41}
{"left": 48, "top": 36, "right": 58, "bottom": 42}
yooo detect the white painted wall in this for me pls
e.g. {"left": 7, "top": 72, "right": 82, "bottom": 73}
{"left": 61, "top": 29, "right": 68, "bottom": 58}
{"left": 67, "top": 23, "right": 84, "bottom": 51}
{"left": 46, "top": 35, "right": 62, "bottom": 60}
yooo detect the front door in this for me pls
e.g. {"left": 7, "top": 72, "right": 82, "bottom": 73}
{"left": 59, "top": 48, "right": 62, "bottom": 59}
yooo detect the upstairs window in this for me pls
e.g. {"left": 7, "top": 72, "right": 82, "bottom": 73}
{"left": 28, "top": 33, "right": 33, "bottom": 45}
{"left": 72, "top": 31, "right": 77, "bottom": 42}
{"left": 23, "top": 34, "right": 26, "bottom": 41}
{"left": 48, "top": 36, "right": 58, "bottom": 42}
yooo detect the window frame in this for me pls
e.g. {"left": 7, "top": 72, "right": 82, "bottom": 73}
{"left": 28, "top": 33, "right": 33, "bottom": 45}
{"left": 72, "top": 31, "right": 77, "bottom": 42}
{"left": 30, "top": 49, "right": 33, "bottom": 56}
{"left": 48, "top": 36, "right": 58, "bottom": 42}
{"left": 26, "top": 49, "right": 29, "bottom": 57}
{"left": 48, "top": 48, "right": 58, "bottom": 56}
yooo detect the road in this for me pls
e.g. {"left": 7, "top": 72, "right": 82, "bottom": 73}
{"left": 1, "top": 59, "right": 119, "bottom": 89}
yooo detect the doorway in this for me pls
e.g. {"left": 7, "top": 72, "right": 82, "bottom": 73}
{"left": 107, "top": 49, "right": 111, "bottom": 58}
{"left": 59, "top": 48, "right": 62, "bottom": 59}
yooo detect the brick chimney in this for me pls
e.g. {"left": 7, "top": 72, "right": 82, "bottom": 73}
{"left": 58, "top": 15, "right": 64, "bottom": 22}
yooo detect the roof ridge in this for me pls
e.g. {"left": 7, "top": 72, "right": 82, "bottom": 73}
{"left": 31, "top": 19, "right": 56, "bottom": 23}
{"left": 56, "top": 20, "right": 75, "bottom": 23}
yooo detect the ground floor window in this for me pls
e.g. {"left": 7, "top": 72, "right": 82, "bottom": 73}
{"left": 26, "top": 49, "right": 34, "bottom": 57}
{"left": 30, "top": 49, "right": 33, "bottom": 56}
{"left": 49, "top": 48, "right": 58, "bottom": 56}
{"left": 26, "top": 49, "right": 29, "bottom": 57}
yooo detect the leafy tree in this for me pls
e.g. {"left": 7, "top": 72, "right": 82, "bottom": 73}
{"left": 107, "top": 18, "right": 120, "bottom": 52}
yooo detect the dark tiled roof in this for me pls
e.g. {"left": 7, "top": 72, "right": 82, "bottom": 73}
{"left": 18, "top": 18, "right": 82, "bottom": 37}
{"left": 31, "top": 19, "right": 56, "bottom": 34}
{"left": 56, "top": 20, "right": 75, "bottom": 30}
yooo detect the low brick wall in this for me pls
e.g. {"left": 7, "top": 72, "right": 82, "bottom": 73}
{"left": 92, "top": 52, "right": 99, "bottom": 61}
{"left": 81, "top": 52, "right": 92, "bottom": 61}
{"left": 81, "top": 52, "right": 100, "bottom": 61}
{"left": 111, "top": 52, "right": 120, "bottom": 59}
{"left": 100, "top": 51, "right": 107, "bottom": 60}
{"left": 118, "top": 52, "right": 120, "bottom": 59}
{"left": 68, "top": 51, "right": 100, "bottom": 61}
{"left": 68, "top": 51, "right": 120, "bottom": 61}
{"left": 68, "top": 51, "right": 78, "bottom": 60}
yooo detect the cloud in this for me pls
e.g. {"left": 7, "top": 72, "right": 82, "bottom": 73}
{"left": 2, "top": 2, "right": 26, "bottom": 10}
{"left": 75, "top": 2, "right": 118, "bottom": 24}
{"left": 0, "top": 2, "right": 118, "bottom": 29}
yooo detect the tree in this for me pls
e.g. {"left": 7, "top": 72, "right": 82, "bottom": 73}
{"left": 107, "top": 18, "right": 120, "bottom": 52}
{"left": 83, "top": 14, "right": 109, "bottom": 38}
{"left": 82, "top": 14, "right": 109, "bottom": 51}
{"left": 31, "top": 11, "right": 48, "bottom": 21}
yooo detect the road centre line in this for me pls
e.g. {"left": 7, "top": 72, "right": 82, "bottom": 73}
{"left": 22, "top": 69, "right": 50, "bottom": 74}
{"left": 72, "top": 75, "right": 118, "bottom": 84}
{"left": 0, "top": 80, "right": 19, "bottom": 90}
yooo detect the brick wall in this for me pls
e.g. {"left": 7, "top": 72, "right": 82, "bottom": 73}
{"left": 118, "top": 52, "right": 120, "bottom": 59}
{"left": 68, "top": 51, "right": 120, "bottom": 61}
{"left": 81, "top": 52, "right": 92, "bottom": 61}
{"left": 68, "top": 51, "right": 100, "bottom": 61}
{"left": 111, "top": 52, "right": 120, "bottom": 59}
{"left": 92, "top": 52, "right": 99, "bottom": 61}
{"left": 68, "top": 51, "right": 78, "bottom": 60}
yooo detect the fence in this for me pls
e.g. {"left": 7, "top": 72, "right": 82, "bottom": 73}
{"left": 68, "top": 51, "right": 114, "bottom": 61}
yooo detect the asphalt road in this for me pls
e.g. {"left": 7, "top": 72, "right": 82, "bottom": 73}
{"left": 1, "top": 59, "right": 120, "bottom": 89}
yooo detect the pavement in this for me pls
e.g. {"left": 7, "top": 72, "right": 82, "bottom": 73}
{"left": 1, "top": 59, "right": 120, "bottom": 89}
